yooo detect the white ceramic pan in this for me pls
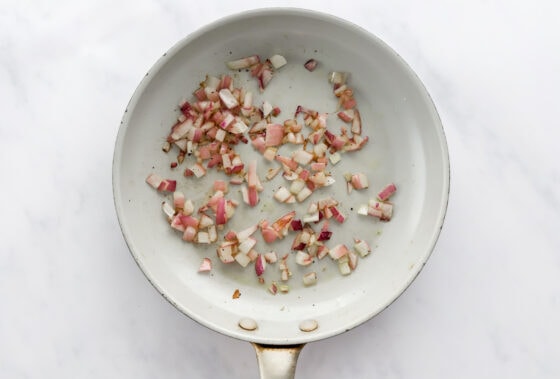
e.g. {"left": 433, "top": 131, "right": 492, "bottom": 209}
{"left": 113, "top": 8, "right": 449, "bottom": 378}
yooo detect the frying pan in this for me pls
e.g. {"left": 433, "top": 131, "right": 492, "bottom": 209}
{"left": 113, "top": 8, "right": 449, "bottom": 378}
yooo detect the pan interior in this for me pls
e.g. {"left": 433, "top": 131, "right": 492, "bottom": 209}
{"left": 113, "top": 9, "right": 449, "bottom": 345}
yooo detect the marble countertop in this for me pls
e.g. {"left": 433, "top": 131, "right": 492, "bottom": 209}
{"left": 2, "top": 1, "right": 559, "bottom": 378}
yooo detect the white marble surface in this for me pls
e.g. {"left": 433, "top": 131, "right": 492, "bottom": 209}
{"left": 2, "top": 0, "right": 559, "bottom": 378}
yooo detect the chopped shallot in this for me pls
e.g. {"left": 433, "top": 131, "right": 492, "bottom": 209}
{"left": 218, "top": 89, "right": 239, "bottom": 109}
{"left": 269, "top": 54, "right": 287, "bottom": 69}
{"left": 146, "top": 56, "right": 397, "bottom": 291}
{"left": 162, "top": 201, "right": 175, "bottom": 220}
{"left": 226, "top": 55, "right": 260, "bottom": 70}
{"left": 262, "top": 101, "right": 273, "bottom": 117}
{"left": 255, "top": 254, "right": 266, "bottom": 276}
{"left": 350, "top": 173, "right": 369, "bottom": 190}
{"left": 235, "top": 253, "right": 251, "bottom": 268}
{"left": 198, "top": 258, "right": 212, "bottom": 272}
{"left": 354, "top": 239, "right": 371, "bottom": 257}
{"left": 304, "top": 59, "right": 318, "bottom": 72}
{"left": 303, "top": 272, "right": 318, "bottom": 286}
{"left": 377, "top": 183, "right": 397, "bottom": 201}
{"left": 146, "top": 173, "right": 163, "bottom": 189}
{"left": 295, "top": 251, "right": 313, "bottom": 266}
{"left": 329, "top": 244, "right": 349, "bottom": 260}
{"left": 268, "top": 282, "right": 278, "bottom": 295}
{"left": 274, "top": 186, "right": 292, "bottom": 203}
{"left": 329, "top": 71, "right": 348, "bottom": 85}
{"left": 265, "top": 124, "right": 284, "bottom": 146}
{"left": 338, "top": 258, "right": 351, "bottom": 276}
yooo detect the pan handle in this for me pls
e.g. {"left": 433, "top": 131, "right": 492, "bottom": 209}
{"left": 252, "top": 343, "right": 305, "bottom": 379}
